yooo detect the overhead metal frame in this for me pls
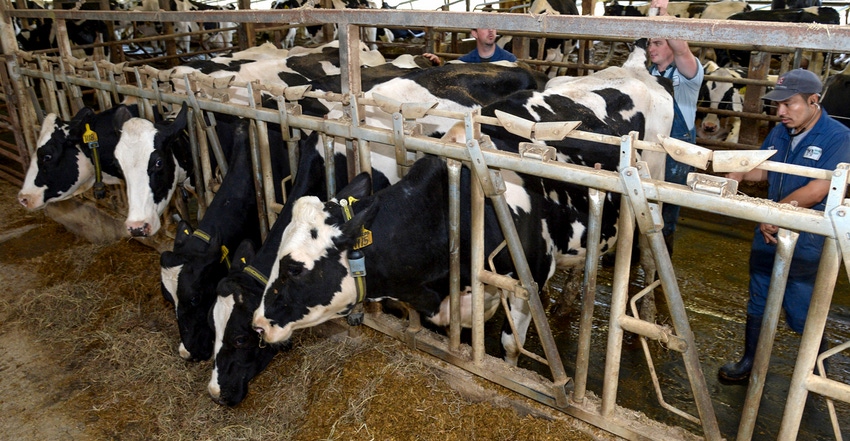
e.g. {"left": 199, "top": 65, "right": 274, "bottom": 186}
{"left": 2, "top": 7, "right": 850, "bottom": 441}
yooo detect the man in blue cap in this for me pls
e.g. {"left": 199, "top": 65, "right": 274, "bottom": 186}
{"left": 720, "top": 68, "right": 850, "bottom": 382}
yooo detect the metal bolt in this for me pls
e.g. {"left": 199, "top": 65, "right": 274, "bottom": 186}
{"left": 839, "top": 210, "right": 846, "bottom": 217}
{"left": 741, "top": 160, "right": 749, "bottom": 166}
{"left": 625, "top": 170, "right": 633, "bottom": 176}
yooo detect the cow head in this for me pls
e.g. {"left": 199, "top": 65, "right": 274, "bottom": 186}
{"left": 160, "top": 220, "right": 228, "bottom": 361}
{"left": 19, "top": 112, "right": 93, "bottom": 209}
{"left": 208, "top": 240, "right": 285, "bottom": 406}
{"left": 114, "top": 103, "right": 189, "bottom": 237}
{"left": 252, "top": 172, "right": 376, "bottom": 344}
{"left": 697, "top": 61, "right": 744, "bottom": 143}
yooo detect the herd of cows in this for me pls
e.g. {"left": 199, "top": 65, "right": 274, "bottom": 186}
{"left": 10, "top": 0, "right": 850, "bottom": 407}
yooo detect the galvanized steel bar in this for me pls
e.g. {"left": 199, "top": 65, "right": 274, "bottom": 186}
{"left": 470, "top": 153, "right": 485, "bottom": 364}
{"left": 620, "top": 165, "right": 722, "bottom": 440}
{"left": 247, "top": 82, "right": 276, "bottom": 230}
{"left": 572, "top": 187, "right": 604, "bottom": 402}
{"left": 447, "top": 158, "right": 462, "bottom": 353}
{"left": 776, "top": 236, "right": 842, "bottom": 441}
{"left": 247, "top": 120, "right": 270, "bottom": 243}
{"left": 737, "top": 228, "right": 799, "bottom": 441}
{"left": 9, "top": 9, "right": 850, "bottom": 52}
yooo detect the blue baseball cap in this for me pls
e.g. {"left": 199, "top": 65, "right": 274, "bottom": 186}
{"left": 762, "top": 68, "right": 823, "bottom": 102}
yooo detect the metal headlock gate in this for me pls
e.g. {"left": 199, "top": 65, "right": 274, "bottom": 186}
{"left": 2, "top": 5, "right": 850, "bottom": 440}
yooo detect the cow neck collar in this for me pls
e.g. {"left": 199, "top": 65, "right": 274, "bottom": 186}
{"left": 191, "top": 228, "right": 231, "bottom": 269}
{"left": 338, "top": 196, "right": 371, "bottom": 305}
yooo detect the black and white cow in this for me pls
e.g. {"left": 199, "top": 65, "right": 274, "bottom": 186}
{"left": 721, "top": 7, "right": 841, "bottom": 67}
{"left": 605, "top": 0, "right": 750, "bottom": 19}
{"left": 158, "top": 114, "right": 294, "bottom": 362}
{"left": 696, "top": 61, "right": 746, "bottom": 144}
{"left": 206, "top": 60, "right": 549, "bottom": 405}
{"left": 251, "top": 40, "right": 673, "bottom": 365}
{"left": 207, "top": 132, "right": 348, "bottom": 406}
{"left": 18, "top": 104, "right": 140, "bottom": 210}
{"left": 113, "top": 103, "right": 194, "bottom": 237}
{"left": 821, "top": 67, "right": 850, "bottom": 129}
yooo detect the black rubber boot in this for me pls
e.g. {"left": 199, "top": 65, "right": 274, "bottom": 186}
{"left": 663, "top": 232, "right": 675, "bottom": 256}
{"left": 719, "top": 315, "right": 761, "bottom": 383}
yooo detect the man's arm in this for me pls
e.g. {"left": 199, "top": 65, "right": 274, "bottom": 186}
{"left": 652, "top": 0, "right": 699, "bottom": 79}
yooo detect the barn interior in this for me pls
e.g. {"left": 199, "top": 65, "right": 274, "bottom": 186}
{"left": 0, "top": 0, "right": 849, "bottom": 440}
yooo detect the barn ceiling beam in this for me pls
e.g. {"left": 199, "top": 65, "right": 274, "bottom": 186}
{"left": 6, "top": 9, "right": 850, "bottom": 52}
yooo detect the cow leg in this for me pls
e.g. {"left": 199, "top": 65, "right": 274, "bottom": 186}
{"left": 501, "top": 294, "right": 532, "bottom": 366}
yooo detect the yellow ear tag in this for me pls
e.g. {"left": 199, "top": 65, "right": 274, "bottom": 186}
{"left": 82, "top": 123, "right": 98, "bottom": 145}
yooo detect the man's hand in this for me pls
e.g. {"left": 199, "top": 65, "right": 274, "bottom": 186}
{"left": 650, "top": 0, "right": 668, "bottom": 16}
{"left": 759, "top": 223, "right": 779, "bottom": 244}
{"left": 422, "top": 53, "right": 442, "bottom": 66}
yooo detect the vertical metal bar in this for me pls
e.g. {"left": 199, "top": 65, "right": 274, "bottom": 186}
{"left": 601, "top": 134, "right": 638, "bottom": 417}
{"left": 447, "top": 158, "right": 462, "bottom": 353}
{"left": 601, "top": 193, "right": 635, "bottom": 417}
{"left": 248, "top": 120, "right": 270, "bottom": 243}
{"left": 623, "top": 166, "right": 722, "bottom": 440}
{"left": 322, "top": 133, "right": 336, "bottom": 200}
{"left": 247, "top": 82, "right": 277, "bottom": 228}
{"left": 777, "top": 236, "right": 841, "bottom": 441}
{"left": 186, "top": 108, "right": 207, "bottom": 219}
{"left": 572, "top": 187, "right": 605, "bottom": 402}
{"left": 470, "top": 159, "right": 485, "bottom": 364}
{"left": 737, "top": 228, "right": 798, "bottom": 441}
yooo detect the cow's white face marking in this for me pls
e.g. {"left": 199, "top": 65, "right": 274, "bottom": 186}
{"left": 161, "top": 264, "right": 182, "bottom": 309}
{"left": 114, "top": 118, "right": 171, "bottom": 236}
{"left": 208, "top": 293, "right": 235, "bottom": 399}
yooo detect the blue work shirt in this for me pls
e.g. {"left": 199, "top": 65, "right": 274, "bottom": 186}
{"left": 458, "top": 46, "right": 517, "bottom": 63}
{"left": 762, "top": 109, "right": 850, "bottom": 211}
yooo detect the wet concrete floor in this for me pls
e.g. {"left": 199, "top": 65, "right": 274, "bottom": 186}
{"left": 507, "top": 207, "right": 850, "bottom": 440}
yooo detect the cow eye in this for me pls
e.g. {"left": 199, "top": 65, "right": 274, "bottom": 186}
{"left": 154, "top": 158, "right": 163, "bottom": 170}
{"left": 233, "top": 335, "right": 250, "bottom": 348}
{"left": 287, "top": 264, "right": 302, "bottom": 278}
{"left": 42, "top": 153, "right": 52, "bottom": 162}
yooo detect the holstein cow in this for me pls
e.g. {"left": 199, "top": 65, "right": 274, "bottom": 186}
{"left": 207, "top": 61, "right": 549, "bottom": 405}
{"left": 159, "top": 116, "right": 291, "bottom": 362}
{"left": 18, "top": 104, "right": 141, "bottom": 210}
{"left": 113, "top": 103, "right": 195, "bottom": 237}
{"left": 208, "top": 133, "right": 357, "bottom": 406}
{"left": 251, "top": 40, "right": 674, "bottom": 365}
{"left": 721, "top": 7, "right": 841, "bottom": 68}
{"left": 696, "top": 61, "right": 746, "bottom": 143}
{"left": 821, "top": 67, "right": 850, "bottom": 129}
{"left": 604, "top": 0, "right": 750, "bottom": 19}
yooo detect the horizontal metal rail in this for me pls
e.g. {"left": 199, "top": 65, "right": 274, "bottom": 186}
{"left": 5, "top": 9, "right": 850, "bottom": 52}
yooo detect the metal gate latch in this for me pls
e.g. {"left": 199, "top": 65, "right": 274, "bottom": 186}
{"left": 686, "top": 173, "right": 738, "bottom": 197}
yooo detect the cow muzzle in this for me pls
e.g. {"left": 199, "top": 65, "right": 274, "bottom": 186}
{"left": 126, "top": 221, "right": 152, "bottom": 237}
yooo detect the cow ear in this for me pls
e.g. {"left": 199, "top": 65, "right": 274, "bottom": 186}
{"left": 159, "top": 102, "right": 189, "bottom": 140}
{"left": 173, "top": 220, "right": 194, "bottom": 248}
{"left": 113, "top": 105, "right": 134, "bottom": 134}
{"left": 336, "top": 171, "right": 372, "bottom": 201}
{"left": 341, "top": 200, "right": 380, "bottom": 247}
{"left": 230, "top": 239, "right": 256, "bottom": 273}
{"left": 68, "top": 107, "right": 95, "bottom": 138}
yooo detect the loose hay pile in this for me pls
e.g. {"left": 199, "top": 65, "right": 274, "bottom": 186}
{"left": 0, "top": 179, "right": 613, "bottom": 441}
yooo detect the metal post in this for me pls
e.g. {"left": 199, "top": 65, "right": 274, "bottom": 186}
{"left": 737, "top": 228, "right": 799, "bottom": 441}
{"left": 777, "top": 236, "right": 841, "bottom": 440}
{"left": 621, "top": 165, "right": 722, "bottom": 440}
{"left": 470, "top": 156, "right": 485, "bottom": 363}
{"left": 572, "top": 187, "right": 605, "bottom": 402}
{"left": 448, "top": 158, "right": 462, "bottom": 352}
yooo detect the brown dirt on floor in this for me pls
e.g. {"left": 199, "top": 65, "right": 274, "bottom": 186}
{"left": 0, "top": 179, "right": 618, "bottom": 441}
